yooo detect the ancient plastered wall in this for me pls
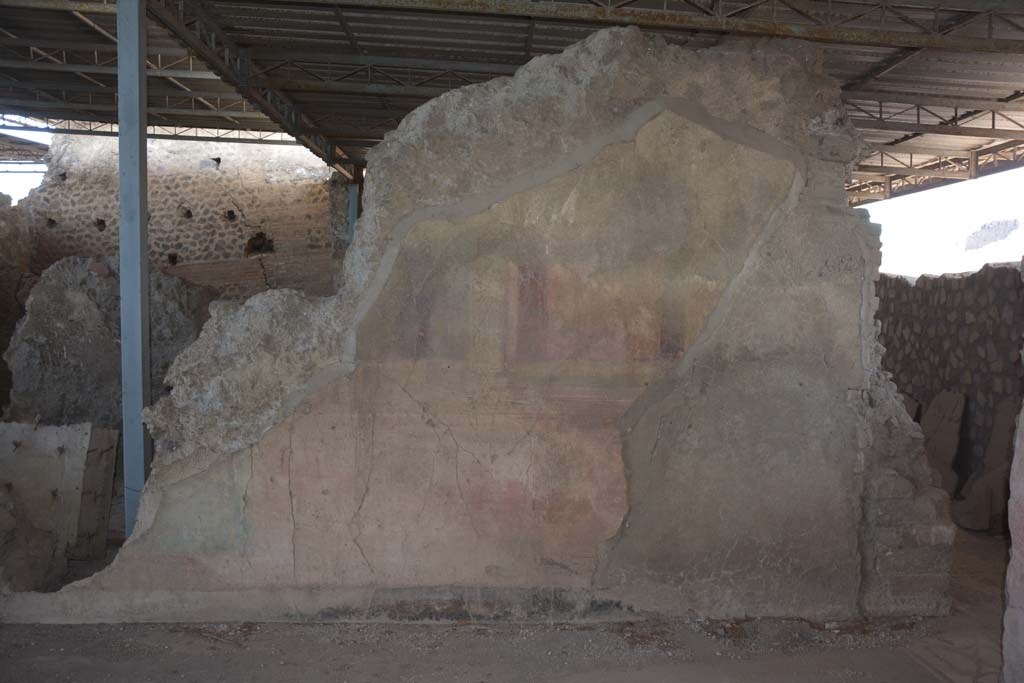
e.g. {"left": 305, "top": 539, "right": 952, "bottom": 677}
{"left": 1, "top": 29, "right": 951, "bottom": 623}
{"left": 18, "top": 137, "right": 338, "bottom": 297}
{"left": 876, "top": 267, "right": 1024, "bottom": 483}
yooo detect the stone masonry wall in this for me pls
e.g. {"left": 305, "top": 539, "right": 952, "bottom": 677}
{"left": 18, "top": 136, "right": 343, "bottom": 297}
{"left": 0, "top": 193, "right": 34, "bottom": 411}
{"left": 876, "top": 266, "right": 1024, "bottom": 486}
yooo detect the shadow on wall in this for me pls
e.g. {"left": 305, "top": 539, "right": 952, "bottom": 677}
{"left": 876, "top": 264, "right": 1023, "bottom": 532}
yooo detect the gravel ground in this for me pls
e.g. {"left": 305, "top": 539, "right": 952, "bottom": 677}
{"left": 0, "top": 532, "right": 1007, "bottom": 682}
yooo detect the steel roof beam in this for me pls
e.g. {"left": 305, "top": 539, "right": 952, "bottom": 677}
{"left": 247, "top": 50, "right": 519, "bottom": 75}
{"left": 0, "top": 57, "right": 220, "bottom": 79}
{"left": 853, "top": 119, "right": 1024, "bottom": 140}
{"left": 257, "top": 77, "right": 443, "bottom": 98}
{"left": 845, "top": 92, "right": 1024, "bottom": 113}
{"left": 0, "top": 0, "right": 116, "bottom": 10}
{"left": 842, "top": 10, "right": 989, "bottom": 91}
{"left": 865, "top": 143, "right": 975, "bottom": 156}
{"left": 207, "top": 0, "right": 1024, "bottom": 53}
{"left": 146, "top": 0, "right": 354, "bottom": 177}
{"left": 1, "top": 80, "right": 248, "bottom": 99}
{"left": 0, "top": 122, "right": 302, "bottom": 145}
{"left": 6, "top": 0, "right": 1024, "bottom": 53}
{"left": 853, "top": 164, "right": 968, "bottom": 179}
{"left": 0, "top": 97, "right": 271, "bottom": 119}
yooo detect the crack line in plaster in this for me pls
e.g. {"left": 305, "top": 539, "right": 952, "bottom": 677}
{"left": 350, "top": 382, "right": 377, "bottom": 581}
{"left": 256, "top": 256, "right": 271, "bottom": 289}
{"left": 379, "top": 370, "right": 483, "bottom": 540}
{"left": 286, "top": 423, "right": 298, "bottom": 583}
{"left": 240, "top": 447, "right": 256, "bottom": 584}
{"left": 594, "top": 121, "right": 808, "bottom": 588}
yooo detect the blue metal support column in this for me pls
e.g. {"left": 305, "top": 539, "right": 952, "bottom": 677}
{"left": 118, "top": 0, "right": 151, "bottom": 535}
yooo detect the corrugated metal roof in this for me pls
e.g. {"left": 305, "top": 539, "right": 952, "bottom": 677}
{"left": 2, "top": 0, "right": 1024, "bottom": 201}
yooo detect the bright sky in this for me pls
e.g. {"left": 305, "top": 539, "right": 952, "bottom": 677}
{"left": 868, "top": 166, "right": 1024, "bottom": 278}
{"left": 0, "top": 119, "right": 52, "bottom": 203}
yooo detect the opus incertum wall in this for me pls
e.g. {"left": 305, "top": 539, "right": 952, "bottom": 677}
{"left": 18, "top": 136, "right": 338, "bottom": 297}
{"left": 877, "top": 267, "right": 1024, "bottom": 488}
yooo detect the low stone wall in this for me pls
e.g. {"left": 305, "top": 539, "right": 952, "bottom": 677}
{"left": 18, "top": 136, "right": 345, "bottom": 297}
{"left": 876, "top": 266, "right": 1024, "bottom": 486}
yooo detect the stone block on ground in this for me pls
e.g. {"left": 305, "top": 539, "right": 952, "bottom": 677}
{"left": 0, "top": 422, "right": 118, "bottom": 592}
{"left": 921, "top": 390, "right": 966, "bottom": 495}
{"left": 953, "top": 398, "right": 1017, "bottom": 531}
{"left": 900, "top": 393, "right": 921, "bottom": 422}
{"left": 1004, "top": 401, "right": 1024, "bottom": 682}
{"left": 69, "top": 429, "right": 118, "bottom": 561}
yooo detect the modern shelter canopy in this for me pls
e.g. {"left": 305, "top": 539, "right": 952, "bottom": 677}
{"left": 2, "top": 0, "right": 1024, "bottom": 200}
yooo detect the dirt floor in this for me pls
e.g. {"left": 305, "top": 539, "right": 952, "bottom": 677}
{"left": 0, "top": 531, "right": 1007, "bottom": 682}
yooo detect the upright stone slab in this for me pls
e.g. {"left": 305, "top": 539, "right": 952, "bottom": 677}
{"left": 69, "top": 429, "right": 119, "bottom": 560}
{"left": 0, "top": 423, "right": 115, "bottom": 592}
{"left": 921, "top": 390, "right": 966, "bottom": 495}
{"left": 1005, "top": 406, "right": 1024, "bottom": 682}
{"left": 953, "top": 399, "right": 1016, "bottom": 531}
{"left": 0, "top": 29, "right": 952, "bottom": 623}
{"left": 900, "top": 393, "right": 921, "bottom": 422}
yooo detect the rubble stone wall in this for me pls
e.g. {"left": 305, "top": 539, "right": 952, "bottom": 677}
{"left": 1006, "top": 408, "right": 1024, "bottom": 680}
{"left": 0, "top": 194, "right": 34, "bottom": 411}
{"left": 0, "top": 29, "right": 952, "bottom": 623}
{"left": 18, "top": 136, "right": 342, "bottom": 297}
{"left": 876, "top": 267, "right": 1024, "bottom": 484}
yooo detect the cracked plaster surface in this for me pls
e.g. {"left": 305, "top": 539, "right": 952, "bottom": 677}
{"left": 4, "top": 28, "right": 952, "bottom": 623}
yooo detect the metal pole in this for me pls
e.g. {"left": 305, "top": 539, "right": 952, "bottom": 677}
{"left": 117, "top": 0, "right": 150, "bottom": 535}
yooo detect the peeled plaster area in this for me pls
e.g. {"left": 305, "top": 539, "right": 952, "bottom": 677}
{"left": 0, "top": 29, "right": 951, "bottom": 622}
